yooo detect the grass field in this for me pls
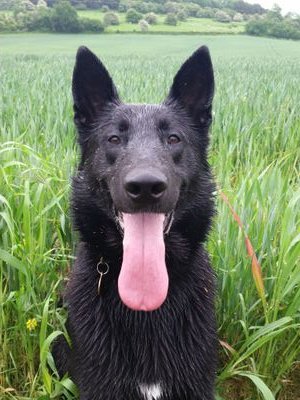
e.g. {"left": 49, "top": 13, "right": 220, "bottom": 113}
{"left": 0, "top": 34, "right": 299, "bottom": 400}
{"left": 78, "top": 10, "right": 245, "bottom": 34}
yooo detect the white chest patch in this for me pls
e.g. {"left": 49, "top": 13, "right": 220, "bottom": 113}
{"left": 139, "top": 383, "right": 163, "bottom": 400}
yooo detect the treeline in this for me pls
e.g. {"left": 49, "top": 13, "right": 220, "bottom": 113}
{"left": 0, "top": 0, "right": 104, "bottom": 32}
{"left": 246, "top": 6, "right": 300, "bottom": 40}
{"left": 0, "top": 0, "right": 266, "bottom": 15}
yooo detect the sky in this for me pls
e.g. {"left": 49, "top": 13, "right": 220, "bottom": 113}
{"left": 247, "top": 0, "right": 300, "bottom": 14}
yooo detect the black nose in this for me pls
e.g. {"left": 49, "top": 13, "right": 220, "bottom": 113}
{"left": 125, "top": 171, "right": 167, "bottom": 202}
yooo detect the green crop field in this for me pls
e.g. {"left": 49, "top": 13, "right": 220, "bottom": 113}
{"left": 0, "top": 34, "right": 299, "bottom": 400}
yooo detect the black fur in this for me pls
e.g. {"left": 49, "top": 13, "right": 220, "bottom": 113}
{"left": 54, "top": 46, "right": 217, "bottom": 400}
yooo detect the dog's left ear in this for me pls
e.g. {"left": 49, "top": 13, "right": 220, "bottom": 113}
{"left": 72, "top": 46, "right": 119, "bottom": 127}
{"left": 166, "top": 46, "right": 214, "bottom": 128}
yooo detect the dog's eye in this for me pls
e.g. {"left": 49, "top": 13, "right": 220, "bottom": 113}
{"left": 108, "top": 135, "right": 121, "bottom": 145}
{"left": 167, "top": 135, "right": 181, "bottom": 145}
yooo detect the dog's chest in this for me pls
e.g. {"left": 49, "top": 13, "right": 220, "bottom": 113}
{"left": 139, "top": 383, "right": 163, "bottom": 400}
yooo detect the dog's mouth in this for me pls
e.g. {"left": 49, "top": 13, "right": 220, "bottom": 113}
{"left": 113, "top": 209, "right": 173, "bottom": 312}
{"left": 114, "top": 209, "right": 174, "bottom": 235}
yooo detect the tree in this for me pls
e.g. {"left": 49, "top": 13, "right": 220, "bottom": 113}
{"left": 80, "top": 17, "right": 104, "bottom": 31}
{"left": 145, "top": 12, "right": 157, "bottom": 25}
{"left": 139, "top": 18, "right": 149, "bottom": 31}
{"left": 177, "top": 10, "right": 187, "bottom": 21}
{"left": 37, "top": 0, "right": 47, "bottom": 7}
{"left": 184, "top": 3, "right": 200, "bottom": 17}
{"left": 0, "top": 13, "right": 18, "bottom": 30}
{"left": 126, "top": 8, "right": 142, "bottom": 23}
{"left": 164, "top": 13, "right": 177, "bottom": 25}
{"left": 215, "top": 10, "right": 231, "bottom": 23}
{"left": 51, "top": 0, "right": 81, "bottom": 32}
{"left": 103, "top": 11, "right": 119, "bottom": 26}
{"left": 13, "top": 0, "right": 35, "bottom": 15}
{"left": 233, "top": 12, "right": 243, "bottom": 22}
{"left": 196, "top": 7, "right": 215, "bottom": 18}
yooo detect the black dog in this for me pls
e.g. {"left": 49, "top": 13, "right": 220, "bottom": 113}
{"left": 53, "top": 45, "right": 217, "bottom": 400}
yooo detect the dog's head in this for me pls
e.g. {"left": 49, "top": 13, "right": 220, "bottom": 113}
{"left": 72, "top": 46, "right": 214, "bottom": 311}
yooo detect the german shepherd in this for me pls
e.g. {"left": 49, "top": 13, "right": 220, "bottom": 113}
{"left": 53, "top": 45, "right": 217, "bottom": 400}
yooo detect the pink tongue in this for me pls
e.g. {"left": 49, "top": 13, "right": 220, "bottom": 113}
{"left": 118, "top": 213, "right": 169, "bottom": 311}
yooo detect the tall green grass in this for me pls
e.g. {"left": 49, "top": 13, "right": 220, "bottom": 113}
{"left": 0, "top": 35, "right": 299, "bottom": 399}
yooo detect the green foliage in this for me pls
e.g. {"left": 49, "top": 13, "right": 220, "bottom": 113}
{"left": 230, "top": 0, "right": 265, "bottom": 15}
{"left": 73, "top": 2, "right": 87, "bottom": 10}
{"left": 233, "top": 12, "right": 243, "bottom": 22}
{"left": 215, "top": 10, "right": 231, "bottom": 23}
{"left": 177, "top": 9, "right": 187, "bottom": 21}
{"left": 139, "top": 18, "right": 149, "bottom": 31}
{"left": 183, "top": 2, "right": 200, "bottom": 17}
{"left": 145, "top": 12, "right": 157, "bottom": 25}
{"left": 164, "top": 12, "right": 177, "bottom": 25}
{"left": 0, "top": 0, "right": 18, "bottom": 10}
{"left": 23, "top": 7, "right": 52, "bottom": 31}
{"left": 196, "top": 7, "right": 215, "bottom": 18}
{"left": 0, "top": 33, "right": 300, "bottom": 400}
{"left": 0, "top": 13, "right": 18, "bottom": 30}
{"left": 101, "top": 4, "right": 109, "bottom": 12}
{"left": 246, "top": 8, "right": 300, "bottom": 40}
{"left": 51, "top": 0, "right": 81, "bottom": 32}
{"left": 165, "top": 1, "right": 181, "bottom": 14}
{"left": 37, "top": 0, "right": 47, "bottom": 8}
{"left": 126, "top": 8, "right": 143, "bottom": 23}
{"left": 103, "top": 11, "right": 119, "bottom": 26}
{"left": 80, "top": 16, "right": 104, "bottom": 31}
{"left": 13, "top": 0, "right": 35, "bottom": 15}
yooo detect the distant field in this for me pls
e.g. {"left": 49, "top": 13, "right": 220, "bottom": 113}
{"left": 0, "top": 33, "right": 298, "bottom": 58}
{"left": 78, "top": 10, "right": 245, "bottom": 33}
{"left": 0, "top": 9, "right": 245, "bottom": 34}
{"left": 0, "top": 34, "right": 299, "bottom": 400}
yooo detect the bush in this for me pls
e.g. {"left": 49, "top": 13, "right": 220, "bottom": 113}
{"left": 184, "top": 3, "right": 200, "bottom": 17}
{"left": 0, "top": 13, "right": 18, "bottom": 31}
{"left": 245, "top": 16, "right": 300, "bottom": 40}
{"left": 102, "top": 5, "right": 109, "bottom": 12}
{"left": 118, "top": 3, "right": 127, "bottom": 12}
{"left": 86, "top": 0, "right": 102, "bottom": 9}
{"left": 79, "top": 17, "right": 104, "bottom": 32}
{"left": 233, "top": 12, "right": 244, "bottom": 22}
{"left": 165, "top": 2, "right": 181, "bottom": 14}
{"left": 196, "top": 7, "right": 215, "bottom": 18}
{"left": 0, "top": 0, "right": 18, "bottom": 11}
{"left": 134, "top": 2, "right": 151, "bottom": 14}
{"left": 36, "top": 0, "right": 47, "bottom": 8}
{"left": 215, "top": 10, "right": 231, "bottom": 23}
{"left": 177, "top": 10, "right": 187, "bottom": 22}
{"left": 25, "top": 7, "right": 52, "bottom": 31}
{"left": 139, "top": 18, "right": 149, "bottom": 32}
{"left": 103, "top": 11, "right": 119, "bottom": 26}
{"left": 144, "top": 12, "right": 157, "bottom": 25}
{"left": 13, "top": 0, "right": 35, "bottom": 16}
{"left": 51, "top": 0, "right": 81, "bottom": 32}
{"left": 164, "top": 13, "right": 177, "bottom": 26}
{"left": 126, "top": 8, "right": 142, "bottom": 23}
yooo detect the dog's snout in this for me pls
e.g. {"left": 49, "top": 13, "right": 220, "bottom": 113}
{"left": 125, "top": 171, "right": 167, "bottom": 202}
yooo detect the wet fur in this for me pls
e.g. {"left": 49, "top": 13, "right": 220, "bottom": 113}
{"left": 53, "top": 46, "right": 217, "bottom": 400}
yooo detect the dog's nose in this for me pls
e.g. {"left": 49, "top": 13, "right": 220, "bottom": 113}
{"left": 125, "top": 171, "right": 167, "bottom": 202}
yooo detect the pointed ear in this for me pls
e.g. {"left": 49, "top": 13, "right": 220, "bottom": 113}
{"left": 167, "top": 46, "right": 214, "bottom": 127}
{"left": 72, "top": 46, "right": 119, "bottom": 126}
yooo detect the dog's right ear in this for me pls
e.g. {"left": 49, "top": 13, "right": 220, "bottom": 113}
{"left": 72, "top": 46, "right": 119, "bottom": 127}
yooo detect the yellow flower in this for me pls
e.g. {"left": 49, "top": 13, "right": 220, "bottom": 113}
{"left": 26, "top": 318, "right": 38, "bottom": 332}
